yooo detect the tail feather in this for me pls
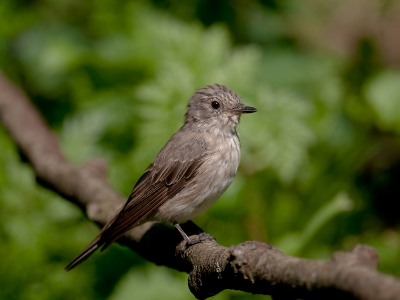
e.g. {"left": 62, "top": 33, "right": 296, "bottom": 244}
{"left": 65, "top": 207, "right": 124, "bottom": 271}
{"left": 65, "top": 236, "right": 102, "bottom": 271}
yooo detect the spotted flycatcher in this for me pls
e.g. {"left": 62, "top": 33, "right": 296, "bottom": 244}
{"left": 65, "top": 84, "right": 257, "bottom": 270}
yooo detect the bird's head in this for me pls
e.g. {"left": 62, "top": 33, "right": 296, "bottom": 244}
{"left": 185, "top": 84, "right": 257, "bottom": 129}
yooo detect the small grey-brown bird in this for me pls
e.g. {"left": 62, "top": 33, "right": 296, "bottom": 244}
{"left": 65, "top": 84, "right": 257, "bottom": 270}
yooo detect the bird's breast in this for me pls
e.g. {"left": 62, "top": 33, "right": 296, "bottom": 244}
{"left": 195, "top": 133, "right": 240, "bottom": 209}
{"left": 155, "top": 131, "right": 241, "bottom": 223}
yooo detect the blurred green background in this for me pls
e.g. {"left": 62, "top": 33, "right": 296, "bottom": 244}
{"left": 1, "top": 0, "right": 400, "bottom": 299}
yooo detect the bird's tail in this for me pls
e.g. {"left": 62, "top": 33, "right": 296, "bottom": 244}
{"left": 65, "top": 236, "right": 102, "bottom": 271}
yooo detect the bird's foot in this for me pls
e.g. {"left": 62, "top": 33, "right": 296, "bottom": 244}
{"left": 180, "top": 232, "right": 216, "bottom": 251}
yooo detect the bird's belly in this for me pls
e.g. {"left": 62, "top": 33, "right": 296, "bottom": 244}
{"left": 155, "top": 138, "right": 240, "bottom": 223}
{"left": 182, "top": 157, "right": 237, "bottom": 222}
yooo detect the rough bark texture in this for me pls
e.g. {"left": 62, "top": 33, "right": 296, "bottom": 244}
{"left": 1, "top": 71, "right": 400, "bottom": 300}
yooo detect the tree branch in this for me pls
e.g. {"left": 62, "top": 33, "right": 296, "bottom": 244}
{"left": 1, "top": 71, "right": 400, "bottom": 300}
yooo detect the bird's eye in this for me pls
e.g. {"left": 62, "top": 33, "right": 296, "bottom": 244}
{"left": 211, "top": 101, "right": 220, "bottom": 109}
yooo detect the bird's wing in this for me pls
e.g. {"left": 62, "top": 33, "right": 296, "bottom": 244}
{"left": 65, "top": 131, "right": 208, "bottom": 270}
{"left": 98, "top": 132, "right": 207, "bottom": 249}
{"left": 98, "top": 158, "right": 204, "bottom": 249}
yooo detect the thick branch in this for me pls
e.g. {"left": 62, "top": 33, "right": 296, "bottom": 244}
{"left": 1, "top": 71, "right": 400, "bottom": 300}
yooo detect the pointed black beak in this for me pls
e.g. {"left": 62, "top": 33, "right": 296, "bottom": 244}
{"left": 238, "top": 105, "right": 258, "bottom": 114}
{"left": 225, "top": 104, "right": 258, "bottom": 114}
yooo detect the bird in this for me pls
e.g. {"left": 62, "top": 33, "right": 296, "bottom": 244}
{"left": 65, "top": 84, "right": 257, "bottom": 270}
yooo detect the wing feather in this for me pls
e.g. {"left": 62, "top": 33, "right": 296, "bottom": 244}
{"left": 66, "top": 131, "right": 208, "bottom": 270}
{"left": 99, "top": 156, "right": 204, "bottom": 249}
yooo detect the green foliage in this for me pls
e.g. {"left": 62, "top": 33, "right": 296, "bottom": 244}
{"left": 365, "top": 70, "right": 400, "bottom": 132}
{"left": 1, "top": 0, "right": 400, "bottom": 299}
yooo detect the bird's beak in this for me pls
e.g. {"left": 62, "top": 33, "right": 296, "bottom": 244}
{"left": 227, "top": 104, "right": 257, "bottom": 114}
{"left": 238, "top": 105, "right": 257, "bottom": 114}
{"left": 225, "top": 104, "right": 258, "bottom": 114}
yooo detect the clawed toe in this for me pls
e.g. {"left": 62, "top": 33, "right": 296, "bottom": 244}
{"left": 180, "top": 233, "right": 216, "bottom": 251}
{"left": 187, "top": 232, "right": 216, "bottom": 245}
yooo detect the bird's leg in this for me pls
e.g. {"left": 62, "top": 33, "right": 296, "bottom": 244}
{"left": 173, "top": 222, "right": 192, "bottom": 243}
{"left": 173, "top": 222, "right": 216, "bottom": 250}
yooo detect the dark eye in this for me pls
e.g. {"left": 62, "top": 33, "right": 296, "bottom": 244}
{"left": 211, "top": 101, "right": 220, "bottom": 109}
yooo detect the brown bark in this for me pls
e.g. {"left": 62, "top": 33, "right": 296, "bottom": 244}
{"left": 1, "top": 71, "right": 400, "bottom": 300}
